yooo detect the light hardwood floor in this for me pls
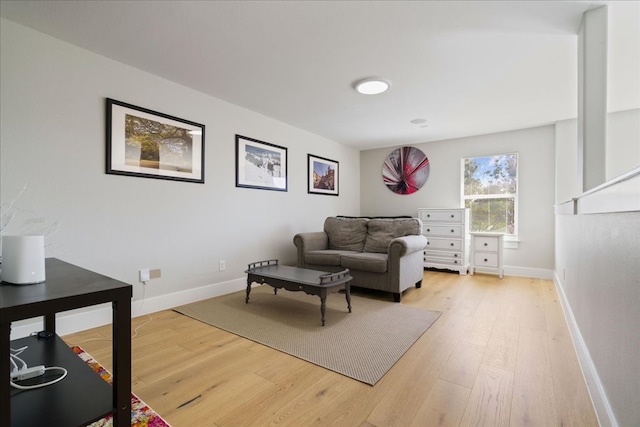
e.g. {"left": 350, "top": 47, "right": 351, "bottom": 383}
{"left": 63, "top": 271, "right": 599, "bottom": 426}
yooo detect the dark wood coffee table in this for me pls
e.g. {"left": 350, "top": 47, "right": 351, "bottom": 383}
{"left": 244, "top": 259, "right": 352, "bottom": 326}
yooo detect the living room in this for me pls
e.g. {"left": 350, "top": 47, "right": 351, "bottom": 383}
{"left": 1, "top": 1, "right": 638, "bottom": 426}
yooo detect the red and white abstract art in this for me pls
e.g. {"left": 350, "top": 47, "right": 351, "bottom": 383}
{"left": 382, "top": 147, "right": 430, "bottom": 194}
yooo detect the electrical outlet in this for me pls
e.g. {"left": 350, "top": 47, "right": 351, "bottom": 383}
{"left": 150, "top": 269, "right": 161, "bottom": 279}
{"left": 139, "top": 269, "right": 150, "bottom": 282}
{"left": 219, "top": 260, "right": 226, "bottom": 271}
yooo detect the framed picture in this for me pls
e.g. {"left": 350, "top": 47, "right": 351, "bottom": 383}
{"left": 308, "top": 154, "right": 339, "bottom": 196}
{"left": 235, "top": 134, "right": 288, "bottom": 191}
{"left": 106, "top": 98, "right": 205, "bottom": 183}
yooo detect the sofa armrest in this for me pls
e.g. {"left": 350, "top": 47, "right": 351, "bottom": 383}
{"left": 293, "top": 232, "right": 329, "bottom": 267}
{"left": 388, "top": 235, "right": 428, "bottom": 259}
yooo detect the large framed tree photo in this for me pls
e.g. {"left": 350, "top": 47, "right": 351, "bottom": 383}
{"left": 106, "top": 98, "right": 205, "bottom": 183}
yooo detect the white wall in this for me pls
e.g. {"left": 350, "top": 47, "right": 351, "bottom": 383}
{"left": 555, "top": 202, "right": 640, "bottom": 427}
{"left": 607, "top": 1, "right": 640, "bottom": 114}
{"left": 555, "top": 118, "right": 579, "bottom": 203}
{"left": 556, "top": 108, "right": 639, "bottom": 204}
{"left": 578, "top": 5, "right": 608, "bottom": 191}
{"left": 0, "top": 19, "right": 360, "bottom": 334}
{"left": 360, "top": 125, "right": 556, "bottom": 276}
{"left": 606, "top": 108, "right": 640, "bottom": 180}
{"left": 553, "top": 3, "right": 640, "bottom": 426}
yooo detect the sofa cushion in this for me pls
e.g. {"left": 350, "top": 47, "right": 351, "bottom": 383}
{"left": 363, "top": 218, "right": 422, "bottom": 253}
{"left": 337, "top": 215, "right": 412, "bottom": 219}
{"left": 305, "top": 249, "right": 359, "bottom": 266}
{"left": 324, "top": 217, "right": 368, "bottom": 252}
{"left": 341, "top": 252, "right": 388, "bottom": 273}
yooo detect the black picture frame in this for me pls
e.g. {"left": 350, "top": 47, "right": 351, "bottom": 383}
{"left": 308, "top": 154, "right": 339, "bottom": 196}
{"left": 106, "top": 98, "right": 205, "bottom": 183}
{"left": 235, "top": 134, "right": 288, "bottom": 191}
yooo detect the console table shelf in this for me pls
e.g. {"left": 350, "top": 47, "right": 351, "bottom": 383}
{"left": 1, "top": 258, "right": 132, "bottom": 427}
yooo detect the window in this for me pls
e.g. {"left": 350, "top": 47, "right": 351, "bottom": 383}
{"left": 462, "top": 153, "right": 518, "bottom": 236}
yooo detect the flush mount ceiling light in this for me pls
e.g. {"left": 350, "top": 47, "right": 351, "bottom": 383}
{"left": 354, "top": 78, "right": 390, "bottom": 95}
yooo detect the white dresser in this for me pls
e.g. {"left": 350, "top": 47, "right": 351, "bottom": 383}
{"left": 469, "top": 232, "right": 504, "bottom": 278}
{"left": 417, "top": 208, "right": 469, "bottom": 275}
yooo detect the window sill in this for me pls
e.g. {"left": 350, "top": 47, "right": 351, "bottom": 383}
{"left": 504, "top": 236, "right": 519, "bottom": 249}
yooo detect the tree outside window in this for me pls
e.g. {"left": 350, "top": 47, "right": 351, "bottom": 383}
{"left": 462, "top": 153, "right": 518, "bottom": 235}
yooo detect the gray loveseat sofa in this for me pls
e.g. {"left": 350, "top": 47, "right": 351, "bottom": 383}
{"left": 293, "top": 216, "right": 427, "bottom": 302}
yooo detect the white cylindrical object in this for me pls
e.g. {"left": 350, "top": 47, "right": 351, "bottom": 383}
{"left": 1, "top": 235, "right": 46, "bottom": 285}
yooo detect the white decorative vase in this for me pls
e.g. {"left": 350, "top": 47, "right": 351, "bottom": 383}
{"left": 1, "top": 235, "right": 46, "bottom": 285}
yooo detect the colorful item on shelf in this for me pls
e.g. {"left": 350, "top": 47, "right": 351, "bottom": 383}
{"left": 71, "top": 346, "right": 171, "bottom": 427}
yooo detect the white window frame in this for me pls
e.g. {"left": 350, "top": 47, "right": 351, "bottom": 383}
{"left": 461, "top": 153, "right": 519, "bottom": 248}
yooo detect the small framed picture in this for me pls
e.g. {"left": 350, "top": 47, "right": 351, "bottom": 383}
{"left": 106, "top": 98, "right": 205, "bottom": 183}
{"left": 308, "top": 154, "right": 339, "bottom": 196}
{"left": 236, "top": 135, "right": 288, "bottom": 191}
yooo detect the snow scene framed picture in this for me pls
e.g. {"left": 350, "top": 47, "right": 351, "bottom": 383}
{"left": 235, "top": 134, "right": 288, "bottom": 192}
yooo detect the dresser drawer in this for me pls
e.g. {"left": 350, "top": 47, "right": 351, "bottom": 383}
{"left": 423, "top": 224, "right": 463, "bottom": 238}
{"left": 474, "top": 253, "right": 498, "bottom": 268}
{"left": 425, "top": 256, "right": 465, "bottom": 266}
{"left": 474, "top": 236, "right": 499, "bottom": 251}
{"left": 418, "top": 210, "right": 463, "bottom": 223}
{"left": 425, "top": 238, "right": 462, "bottom": 251}
{"left": 425, "top": 250, "right": 463, "bottom": 260}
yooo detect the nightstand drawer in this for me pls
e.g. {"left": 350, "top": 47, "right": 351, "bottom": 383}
{"left": 423, "top": 225, "right": 463, "bottom": 238}
{"left": 474, "top": 253, "right": 498, "bottom": 267}
{"left": 474, "top": 237, "right": 499, "bottom": 251}
{"left": 425, "top": 238, "right": 462, "bottom": 251}
{"left": 418, "top": 210, "right": 463, "bottom": 223}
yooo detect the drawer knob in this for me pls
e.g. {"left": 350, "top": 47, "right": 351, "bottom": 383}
{"left": 484, "top": 258, "right": 488, "bottom": 262}
{"left": 454, "top": 260, "right": 458, "bottom": 264}
{"left": 427, "top": 242, "right": 430, "bottom": 245}
{"left": 427, "top": 229, "right": 430, "bottom": 232}
{"left": 450, "top": 243, "right": 454, "bottom": 246}
{"left": 484, "top": 243, "right": 488, "bottom": 246}
{"left": 451, "top": 229, "right": 454, "bottom": 233}
{"left": 427, "top": 214, "right": 430, "bottom": 217}
{"left": 454, "top": 254, "right": 458, "bottom": 257}
{"left": 451, "top": 214, "right": 454, "bottom": 218}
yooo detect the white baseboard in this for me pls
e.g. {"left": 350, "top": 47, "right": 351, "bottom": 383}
{"left": 10, "top": 277, "right": 246, "bottom": 340}
{"left": 552, "top": 272, "right": 618, "bottom": 427}
{"left": 503, "top": 266, "right": 554, "bottom": 279}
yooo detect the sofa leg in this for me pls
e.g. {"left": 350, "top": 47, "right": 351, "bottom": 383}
{"left": 393, "top": 292, "right": 401, "bottom": 303}
{"left": 415, "top": 280, "right": 422, "bottom": 288}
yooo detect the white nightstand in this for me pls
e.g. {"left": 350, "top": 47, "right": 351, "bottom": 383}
{"left": 469, "top": 232, "right": 504, "bottom": 278}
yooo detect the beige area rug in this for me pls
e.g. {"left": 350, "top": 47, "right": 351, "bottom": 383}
{"left": 174, "top": 285, "right": 441, "bottom": 385}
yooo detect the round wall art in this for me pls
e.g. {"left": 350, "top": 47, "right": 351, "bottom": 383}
{"left": 382, "top": 146, "right": 430, "bottom": 194}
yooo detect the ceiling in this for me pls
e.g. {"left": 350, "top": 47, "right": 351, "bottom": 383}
{"left": 0, "top": 1, "right": 605, "bottom": 150}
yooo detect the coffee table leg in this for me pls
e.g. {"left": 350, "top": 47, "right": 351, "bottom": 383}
{"left": 320, "top": 289, "right": 327, "bottom": 326}
{"left": 345, "top": 283, "right": 352, "bottom": 313}
{"left": 245, "top": 276, "right": 252, "bottom": 303}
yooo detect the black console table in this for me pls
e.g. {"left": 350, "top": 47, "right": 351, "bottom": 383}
{"left": 0, "top": 258, "right": 132, "bottom": 426}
